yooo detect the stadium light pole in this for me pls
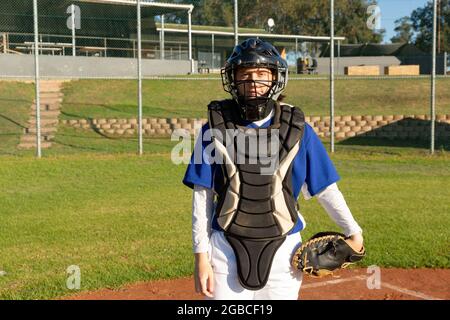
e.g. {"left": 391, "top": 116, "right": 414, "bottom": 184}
{"left": 430, "top": 0, "right": 437, "bottom": 155}
{"left": 33, "top": 0, "right": 41, "bottom": 158}
{"left": 330, "top": 0, "right": 335, "bottom": 153}
{"left": 137, "top": 0, "right": 143, "bottom": 155}
{"left": 234, "top": 0, "right": 238, "bottom": 46}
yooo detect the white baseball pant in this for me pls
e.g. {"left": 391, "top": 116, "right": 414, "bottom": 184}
{"left": 205, "top": 230, "right": 303, "bottom": 300}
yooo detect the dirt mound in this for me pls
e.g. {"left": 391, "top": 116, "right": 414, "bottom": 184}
{"left": 65, "top": 268, "right": 449, "bottom": 300}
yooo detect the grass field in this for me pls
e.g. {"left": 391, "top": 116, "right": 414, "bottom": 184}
{"left": 0, "top": 140, "right": 449, "bottom": 299}
{"left": 0, "top": 82, "right": 35, "bottom": 154}
{"left": 0, "top": 78, "right": 449, "bottom": 299}
{"left": 1, "top": 78, "right": 449, "bottom": 156}
{"left": 59, "top": 77, "right": 450, "bottom": 119}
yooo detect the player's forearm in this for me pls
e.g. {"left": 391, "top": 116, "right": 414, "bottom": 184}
{"left": 195, "top": 252, "right": 209, "bottom": 263}
{"left": 192, "top": 185, "right": 214, "bottom": 254}
{"left": 315, "top": 183, "right": 363, "bottom": 237}
{"left": 346, "top": 232, "right": 364, "bottom": 252}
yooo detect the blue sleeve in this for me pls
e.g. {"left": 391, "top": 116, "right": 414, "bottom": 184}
{"left": 304, "top": 124, "right": 340, "bottom": 196}
{"left": 182, "top": 123, "right": 215, "bottom": 190}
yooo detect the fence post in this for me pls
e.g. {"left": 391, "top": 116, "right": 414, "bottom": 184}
{"left": 430, "top": 0, "right": 437, "bottom": 154}
{"left": 188, "top": 8, "right": 193, "bottom": 73}
{"left": 234, "top": 0, "right": 238, "bottom": 46}
{"left": 329, "top": 0, "right": 335, "bottom": 153}
{"left": 444, "top": 52, "right": 448, "bottom": 75}
{"left": 1, "top": 33, "right": 7, "bottom": 53}
{"left": 137, "top": 0, "right": 143, "bottom": 155}
{"left": 161, "top": 14, "right": 165, "bottom": 60}
{"left": 71, "top": 4, "right": 76, "bottom": 56}
{"left": 33, "top": 0, "right": 41, "bottom": 158}
{"left": 337, "top": 39, "right": 341, "bottom": 76}
{"left": 211, "top": 33, "right": 215, "bottom": 69}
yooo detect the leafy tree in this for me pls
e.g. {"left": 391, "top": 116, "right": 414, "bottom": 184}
{"left": 410, "top": 0, "right": 449, "bottom": 52}
{"left": 391, "top": 16, "right": 414, "bottom": 43}
{"left": 161, "top": 0, "right": 385, "bottom": 44}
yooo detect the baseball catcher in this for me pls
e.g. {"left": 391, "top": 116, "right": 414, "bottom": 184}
{"left": 183, "top": 38, "right": 364, "bottom": 300}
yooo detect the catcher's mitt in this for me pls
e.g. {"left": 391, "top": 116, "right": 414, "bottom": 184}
{"left": 292, "top": 231, "right": 365, "bottom": 277}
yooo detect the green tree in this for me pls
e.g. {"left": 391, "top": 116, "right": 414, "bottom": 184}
{"left": 236, "top": 0, "right": 385, "bottom": 43}
{"left": 162, "top": 0, "right": 385, "bottom": 44}
{"left": 334, "top": 0, "right": 385, "bottom": 43}
{"left": 391, "top": 16, "right": 414, "bottom": 43}
{"left": 410, "top": 0, "right": 450, "bottom": 52}
{"left": 163, "top": 0, "right": 234, "bottom": 26}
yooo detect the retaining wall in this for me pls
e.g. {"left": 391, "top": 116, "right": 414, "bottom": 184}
{"left": 60, "top": 115, "right": 450, "bottom": 140}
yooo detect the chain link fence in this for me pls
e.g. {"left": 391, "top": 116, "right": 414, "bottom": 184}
{"left": 0, "top": 0, "right": 195, "bottom": 156}
{"left": 0, "top": 0, "right": 448, "bottom": 157}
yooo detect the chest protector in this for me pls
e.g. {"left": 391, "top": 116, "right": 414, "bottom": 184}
{"left": 208, "top": 99, "right": 305, "bottom": 290}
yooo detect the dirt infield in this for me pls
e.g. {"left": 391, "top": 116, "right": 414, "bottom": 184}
{"left": 65, "top": 268, "right": 449, "bottom": 300}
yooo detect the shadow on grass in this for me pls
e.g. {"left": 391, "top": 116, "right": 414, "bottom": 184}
{"left": 60, "top": 111, "right": 85, "bottom": 120}
{"left": 339, "top": 137, "right": 449, "bottom": 151}
{"left": 61, "top": 103, "right": 189, "bottom": 119}
{"left": 51, "top": 122, "right": 141, "bottom": 152}
{"left": 61, "top": 103, "right": 139, "bottom": 117}
{"left": 0, "top": 114, "right": 27, "bottom": 129}
{"left": 50, "top": 136, "right": 170, "bottom": 154}
{"left": 339, "top": 118, "right": 450, "bottom": 151}
{"left": 51, "top": 134, "right": 139, "bottom": 153}
{"left": 50, "top": 125, "right": 176, "bottom": 154}
{"left": 50, "top": 139, "right": 115, "bottom": 152}
{"left": 60, "top": 112, "right": 120, "bottom": 140}
{"left": 87, "top": 118, "right": 112, "bottom": 140}
{"left": 0, "top": 97, "right": 33, "bottom": 104}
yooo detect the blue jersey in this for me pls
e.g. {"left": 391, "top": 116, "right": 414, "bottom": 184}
{"left": 182, "top": 113, "right": 340, "bottom": 234}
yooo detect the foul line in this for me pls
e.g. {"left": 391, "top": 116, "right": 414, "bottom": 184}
{"left": 301, "top": 275, "right": 443, "bottom": 300}
{"left": 301, "top": 275, "right": 367, "bottom": 289}
{"left": 381, "top": 282, "right": 443, "bottom": 301}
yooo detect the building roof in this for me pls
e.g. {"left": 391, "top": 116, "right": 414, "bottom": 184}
{"left": 156, "top": 23, "right": 269, "bottom": 34}
{"left": 320, "top": 43, "right": 427, "bottom": 57}
{"left": 156, "top": 23, "right": 346, "bottom": 42}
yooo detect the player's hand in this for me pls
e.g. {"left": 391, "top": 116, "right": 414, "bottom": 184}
{"left": 194, "top": 253, "right": 214, "bottom": 298}
{"left": 345, "top": 232, "right": 364, "bottom": 252}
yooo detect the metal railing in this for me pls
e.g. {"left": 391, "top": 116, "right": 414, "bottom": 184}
{"left": 0, "top": 31, "right": 190, "bottom": 60}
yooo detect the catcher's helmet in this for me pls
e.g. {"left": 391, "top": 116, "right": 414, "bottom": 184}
{"left": 221, "top": 38, "right": 288, "bottom": 121}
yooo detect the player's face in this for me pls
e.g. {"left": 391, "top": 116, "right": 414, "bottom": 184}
{"left": 235, "top": 67, "right": 274, "bottom": 98}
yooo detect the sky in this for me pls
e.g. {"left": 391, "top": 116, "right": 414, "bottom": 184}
{"left": 377, "top": 0, "right": 429, "bottom": 43}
